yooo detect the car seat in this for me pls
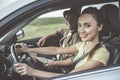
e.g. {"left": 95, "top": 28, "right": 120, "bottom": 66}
{"left": 100, "top": 4, "right": 120, "bottom": 65}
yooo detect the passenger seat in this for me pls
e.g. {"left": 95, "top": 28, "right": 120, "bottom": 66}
{"left": 100, "top": 4, "right": 120, "bottom": 65}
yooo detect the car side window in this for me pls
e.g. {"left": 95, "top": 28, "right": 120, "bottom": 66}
{"left": 21, "top": 9, "right": 69, "bottom": 40}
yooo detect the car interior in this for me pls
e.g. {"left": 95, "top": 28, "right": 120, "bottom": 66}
{"left": 0, "top": 0, "right": 120, "bottom": 80}
{"left": 19, "top": 2, "right": 120, "bottom": 78}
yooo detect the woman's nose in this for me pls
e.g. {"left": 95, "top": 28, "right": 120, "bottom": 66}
{"left": 78, "top": 27, "right": 85, "bottom": 33}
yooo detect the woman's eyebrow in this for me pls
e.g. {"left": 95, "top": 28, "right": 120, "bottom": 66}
{"left": 84, "top": 22, "right": 91, "bottom": 25}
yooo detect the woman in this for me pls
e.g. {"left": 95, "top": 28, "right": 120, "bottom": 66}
{"left": 15, "top": 7, "right": 110, "bottom": 78}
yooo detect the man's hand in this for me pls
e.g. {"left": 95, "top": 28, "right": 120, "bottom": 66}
{"left": 37, "top": 37, "right": 47, "bottom": 47}
{"left": 16, "top": 43, "right": 29, "bottom": 53}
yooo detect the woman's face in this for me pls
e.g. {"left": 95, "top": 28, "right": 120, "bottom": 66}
{"left": 78, "top": 14, "right": 102, "bottom": 42}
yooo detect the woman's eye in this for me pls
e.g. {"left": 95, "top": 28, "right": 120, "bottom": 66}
{"left": 85, "top": 24, "right": 91, "bottom": 28}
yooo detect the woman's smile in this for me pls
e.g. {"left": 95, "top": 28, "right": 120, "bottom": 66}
{"left": 80, "top": 33, "right": 89, "bottom": 39}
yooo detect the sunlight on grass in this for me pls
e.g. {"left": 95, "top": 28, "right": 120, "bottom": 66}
{"left": 22, "top": 23, "right": 66, "bottom": 40}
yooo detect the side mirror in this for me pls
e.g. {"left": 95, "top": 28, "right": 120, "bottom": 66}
{"left": 16, "top": 30, "right": 25, "bottom": 40}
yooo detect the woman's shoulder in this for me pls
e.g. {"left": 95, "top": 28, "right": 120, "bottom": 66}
{"left": 92, "top": 44, "right": 110, "bottom": 66}
{"left": 95, "top": 44, "right": 110, "bottom": 56}
{"left": 99, "top": 44, "right": 109, "bottom": 52}
{"left": 57, "top": 28, "right": 68, "bottom": 35}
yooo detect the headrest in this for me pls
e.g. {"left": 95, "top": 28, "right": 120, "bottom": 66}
{"left": 100, "top": 4, "right": 120, "bottom": 37}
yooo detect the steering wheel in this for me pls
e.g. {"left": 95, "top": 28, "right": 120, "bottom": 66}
{"left": 10, "top": 44, "right": 19, "bottom": 63}
{"left": 10, "top": 44, "right": 36, "bottom": 67}
{"left": 10, "top": 44, "right": 37, "bottom": 80}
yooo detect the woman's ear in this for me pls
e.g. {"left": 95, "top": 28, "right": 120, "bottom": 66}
{"left": 98, "top": 24, "right": 103, "bottom": 31}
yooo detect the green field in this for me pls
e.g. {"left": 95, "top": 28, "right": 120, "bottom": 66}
{"left": 22, "top": 17, "right": 66, "bottom": 40}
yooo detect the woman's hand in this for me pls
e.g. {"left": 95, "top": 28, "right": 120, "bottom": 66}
{"left": 15, "top": 63, "right": 35, "bottom": 76}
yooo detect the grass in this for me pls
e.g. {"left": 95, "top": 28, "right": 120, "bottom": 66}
{"left": 21, "top": 17, "right": 66, "bottom": 40}
{"left": 29, "top": 17, "right": 65, "bottom": 26}
{"left": 23, "top": 23, "right": 66, "bottom": 40}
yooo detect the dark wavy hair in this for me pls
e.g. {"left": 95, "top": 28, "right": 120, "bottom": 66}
{"left": 81, "top": 7, "right": 104, "bottom": 58}
{"left": 81, "top": 7, "right": 104, "bottom": 26}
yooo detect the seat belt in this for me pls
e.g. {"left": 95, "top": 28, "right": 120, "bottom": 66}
{"left": 62, "top": 43, "right": 101, "bottom": 74}
{"left": 73, "top": 42, "right": 101, "bottom": 66}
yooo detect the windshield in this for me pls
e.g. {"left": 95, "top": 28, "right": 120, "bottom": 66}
{"left": 0, "top": 0, "right": 18, "bottom": 9}
{"left": 0, "top": 0, "right": 36, "bottom": 20}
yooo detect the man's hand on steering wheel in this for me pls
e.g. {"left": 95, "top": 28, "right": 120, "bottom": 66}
{"left": 15, "top": 43, "right": 30, "bottom": 53}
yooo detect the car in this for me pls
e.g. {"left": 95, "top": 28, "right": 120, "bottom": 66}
{"left": 0, "top": 0, "right": 120, "bottom": 80}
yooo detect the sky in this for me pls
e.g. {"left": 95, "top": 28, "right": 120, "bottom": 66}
{"left": 39, "top": 9, "right": 69, "bottom": 18}
{"left": 0, "top": 0, "right": 65, "bottom": 18}
{"left": 0, "top": 0, "right": 18, "bottom": 9}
